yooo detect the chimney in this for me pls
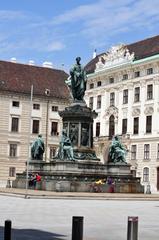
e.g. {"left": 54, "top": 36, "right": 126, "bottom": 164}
{"left": 42, "top": 61, "right": 53, "bottom": 69}
{"left": 10, "top": 57, "right": 17, "bottom": 63}
{"left": 93, "top": 49, "right": 97, "bottom": 59}
{"left": 28, "top": 60, "right": 35, "bottom": 65}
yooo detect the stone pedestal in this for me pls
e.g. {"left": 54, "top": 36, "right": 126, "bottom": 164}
{"left": 59, "top": 103, "right": 99, "bottom": 160}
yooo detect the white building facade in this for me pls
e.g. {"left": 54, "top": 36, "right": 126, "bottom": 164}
{"left": 85, "top": 35, "right": 159, "bottom": 193}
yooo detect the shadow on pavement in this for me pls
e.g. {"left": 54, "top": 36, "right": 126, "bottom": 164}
{"left": 0, "top": 226, "right": 67, "bottom": 240}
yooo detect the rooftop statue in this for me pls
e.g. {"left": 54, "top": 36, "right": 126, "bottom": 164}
{"left": 69, "top": 57, "right": 87, "bottom": 101}
{"left": 31, "top": 134, "right": 45, "bottom": 160}
{"left": 109, "top": 135, "right": 127, "bottom": 164}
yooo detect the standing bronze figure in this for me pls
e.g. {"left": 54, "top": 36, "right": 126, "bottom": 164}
{"left": 69, "top": 57, "right": 87, "bottom": 101}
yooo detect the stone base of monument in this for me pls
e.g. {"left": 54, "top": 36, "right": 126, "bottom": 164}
{"left": 12, "top": 160, "right": 144, "bottom": 193}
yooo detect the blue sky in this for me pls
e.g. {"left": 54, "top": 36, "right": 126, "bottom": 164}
{"left": 0, "top": 0, "right": 159, "bottom": 72}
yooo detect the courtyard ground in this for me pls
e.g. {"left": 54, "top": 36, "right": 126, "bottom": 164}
{"left": 0, "top": 191, "right": 159, "bottom": 239}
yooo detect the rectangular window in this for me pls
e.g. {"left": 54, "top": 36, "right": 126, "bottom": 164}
{"left": 123, "top": 74, "right": 128, "bottom": 80}
{"left": 51, "top": 122, "right": 58, "bottom": 136}
{"left": 12, "top": 101, "right": 19, "bottom": 107}
{"left": 109, "top": 77, "right": 114, "bottom": 84}
{"left": 90, "top": 83, "right": 94, "bottom": 89}
{"left": 147, "top": 84, "right": 153, "bottom": 100}
{"left": 9, "top": 167, "right": 16, "bottom": 177}
{"left": 134, "top": 71, "right": 140, "bottom": 78}
{"left": 157, "top": 144, "right": 159, "bottom": 159}
{"left": 32, "top": 120, "right": 39, "bottom": 134}
{"left": 9, "top": 144, "right": 17, "bottom": 157}
{"left": 146, "top": 115, "right": 152, "bottom": 133}
{"left": 131, "top": 145, "right": 137, "bottom": 160}
{"left": 50, "top": 147, "right": 57, "bottom": 159}
{"left": 97, "top": 81, "right": 101, "bottom": 87}
{"left": 133, "top": 117, "right": 139, "bottom": 134}
{"left": 134, "top": 87, "right": 140, "bottom": 102}
{"left": 97, "top": 95, "right": 101, "bottom": 109}
{"left": 123, "top": 89, "right": 128, "bottom": 104}
{"left": 122, "top": 119, "right": 127, "bottom": 134}
{"left": 144, "top": 144, "right": 150, "bottom": 160}
{"left": 110, "top": 92, "right": 115, "bottom": 106}
{"left": 143, "top": 167, "right": 149, "bottom": 182}
{"left": 147, "top": 68, "right": 153, "bottom": 75}
{"left": 96, "top": 122, "right": 100, "bottom": 137}
{"left": 52, "top": 106, "right": 58, "bottom": 112}
{"left": 11, "top": 117, "right": 19, "bottom": 132}
{"left": 89, "top": 97, "right": 93, "bottom": 109}
{"left": 33, "top": 103, "right": 40, "bottom": 110}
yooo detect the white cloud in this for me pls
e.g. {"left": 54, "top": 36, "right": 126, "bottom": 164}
{"left": 51, "top": 0, "right": 159, "bottom": 48}
{"left": 45, "top": 41, "right": 65, "bottom": 51}
{"left": 0, "top": 10, "right": 27, "bottom": 20}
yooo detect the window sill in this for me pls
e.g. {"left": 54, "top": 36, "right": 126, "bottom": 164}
{"left": 143, "top": 159, "right": 151, "bottom": 161}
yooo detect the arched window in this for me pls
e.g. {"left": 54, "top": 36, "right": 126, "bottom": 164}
{"left": 143, "top": 167, "right": 149, "bottom": 182}
{"left": 109, "top": 115, "right": 115, "bottom": 139}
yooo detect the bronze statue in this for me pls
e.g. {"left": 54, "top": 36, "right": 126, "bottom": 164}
{"left": 57, "top": 130, "right": 74, "bottom": 161}
{"left": 31, "top": 134, "right": 45, "bottom": 160}
{"left": 109, "top": 135, "right": 127, "bottom": 164}
{"left": 69, "top": 57, "right": 87, "bottom": 101}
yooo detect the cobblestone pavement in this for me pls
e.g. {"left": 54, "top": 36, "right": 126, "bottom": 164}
{"left": 0, "top": 195, "right": 159, "bottom": 240}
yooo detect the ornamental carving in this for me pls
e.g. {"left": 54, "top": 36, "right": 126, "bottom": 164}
{"left": 132, "top": 108, "right": 141, "bottom": 116}
{"left": 104, "top": 106, "right": 118, "bottom": 123}
{"left": 95, "top": 44, "right": 135, "bottom": 72}
{"left": 144, "top": 106, "right": 154, "bottom": 115}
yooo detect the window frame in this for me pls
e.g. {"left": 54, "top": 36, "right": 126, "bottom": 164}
{"left": 122, "top": 118, "right": 127, "bottom": 134}
{"left": 32, "top": 119, "right": 40, "bottom": 134}
{"left": 123, "top": 89, "right": 128, "bottom": 104}
{"left": 96, "top": 122, "right": 100, "bottom": 137}
{"left": 131, "top": 145, "right": 137, "bottom": 160}
{"left": 134, "top": 87, "right": 140, "bottom": 102}
{"left": 146, "top": 115, "right": 152, "bottom": 134}
{"left": 9, "top": 144, "right": 17, "bottom": 157}
{"left": 11, "top": 117, "right": 19, "bottom": 132}
{"left": 144, "top": 144, "right": 150, "bottom": 160}
{"left": 147, "top": 84, "right": 153, "bottom": 100}
{"left": 133, "top": 117, "right": 139, "bottom": 134}
{"left": 143, "top": 167, "right": 149, "bottom": 182}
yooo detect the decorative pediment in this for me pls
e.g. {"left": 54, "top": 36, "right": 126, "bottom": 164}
{"left": 144, "top": 106, "right": 154, "bottom": 115}
{"left": 105, "top": 106, "right": 118, "bottom": 118}
{"left": 132, "top": 108, "right": 141, "bottom": 116}
{"left": 95, "top": 44, "right": 135, "bottom": 72}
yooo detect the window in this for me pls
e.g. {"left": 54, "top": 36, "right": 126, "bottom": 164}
{"left": 157, "top": 144, "right": 159, "bottom": 159}
{"left": 52, "top": 106, "right": 58, "bottom": 112}
{"left": 50, "top": 147, "right": 57, "bottom": 159}
{"left": 9, "top": 167, "right": 16, "bottom": 177}
{"left": 33, "top": 103, "right": 40, "bottom": 110}
{"left": 143, "top": 167, "right": 149, "bottom": 182}
{"left": 109, "top": 115, "right": 115, "bottom": 139}
{"left": 134, "top": 87, "right": 140, "bottom": 102}
{"left": 134, "top": 71, "right": 140, "bottom": 78}
{"left": 109, "top": 77, "right": 114, "bottom": 84}
{"left": 146, "top": 116, "right": 152, "bottom": 133}
{"left": 122, "top": 74, "right": 128, "bottom": 80}
{"left": 11, "top": 117, "right": 19, "bottom": 132}
{"left": 131, "top": 145, "right": 137, "bottom": 160}
{"left": 110, "top": 92, "right": 115, "bottom": 106}
{"left": 51, "top": 122, "right": 58, "bottom": 136}
{"left": 147, "top": 84, "right": 153, "bottom": 100}
{"left": 9, "top": 144, "right": 17, "bottom": 157}
{"left": 90, "top": 83, "right": 94, "bottom": 89}
{"left": 133, "top": 117, "right": 139, "bottom": 134}
{"left": 97, "top": 95, "right": 101, "bottom": 109}
{"left": 123, "top": 89, "right": 128, "bottom": 104}
{"left": 12, "top": 101, "right": 19, "bottom": 107}
{"left": 32, "top": 120, "right": 39, "bottom": 134}
{"left": 147, "top": 68, "right": 153, "bottom": 75}
{"left": 96, "top": 122, "right": 100, "bottom": 137}
{"left": 144, "top": 144, "right": 150, "bottom": 160}
{"left": 89, "top": 97, "right": 93, "bottom": 109}
{"left": 122, "top": 119, "right": 127, "bottom": 134}
{"left": 97, "top": 81, "right": 101, "bottom": 87}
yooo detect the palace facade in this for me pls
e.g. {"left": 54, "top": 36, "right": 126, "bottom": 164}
{"left": 0, "top": 60, "right": 70, "bottom": 185}
{"left": 85, "top": 35, "right": 159, "bottom": 193}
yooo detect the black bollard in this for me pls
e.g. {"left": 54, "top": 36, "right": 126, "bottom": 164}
{"left": 4, "top": 220, "right": 12, "bottom": 240}
{"left": 127, "top": 216, "right": 138, "bottom": 240}
{"left": 72, "top": 216, "right": 83, "bottom": 240}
